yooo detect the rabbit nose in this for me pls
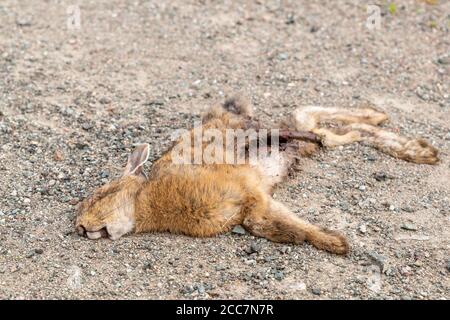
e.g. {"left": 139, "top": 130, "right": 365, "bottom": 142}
{"left": 76, "top": 225, "right": 86, "bottom": 236}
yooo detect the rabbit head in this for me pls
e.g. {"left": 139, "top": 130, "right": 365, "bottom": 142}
{"left": 75, "top": 144, "right": 149, "bottom": 240}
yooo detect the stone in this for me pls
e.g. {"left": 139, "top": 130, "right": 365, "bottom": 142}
{"left": 274, "top": 271, "right": 284, "bottom": 281}
{"left": 359, "top": 224, "right": 367, "bottom": 234}
{"left": 250, "top": 242, "right": 261, "bottom": 253}
{"left": 246, "top": 241, "right": 261, "bottom": 254}
{"left": 99, "top": 97, "right": 111, "bottom": 104}
{"left": 373, "top": 172, "right": 388, "bottom": 181}
{"left": 437, "top": 56, "right": 450, "bottom": 65}
{"left": 279, "top": 246, "right": 292, "bottom": 254}
{"left": 81, "top": 123, "right": 92, "bottom": 130}
{"left": 277, "top": 53, "right": 289, "bottom": 60}
{"left": 311, "top": 288, "right": 321, "bottom": 295}
{"left": 401, "top": 223, "right": 418, "bottom": 231}
{"left": 232, "top": 225, "right": 246, "bottom": 235}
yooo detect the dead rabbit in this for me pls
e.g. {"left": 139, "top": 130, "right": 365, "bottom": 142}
{"left": 75, "top": 96, "right": 438, "bottom": 255}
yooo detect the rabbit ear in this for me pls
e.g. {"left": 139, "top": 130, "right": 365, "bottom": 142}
{"left": 123, "top": 143, "right": 150, "bottom": 177}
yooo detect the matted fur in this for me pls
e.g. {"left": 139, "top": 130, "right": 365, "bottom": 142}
{"left": 291, "top": 105, "right": 439, "bottom": 164}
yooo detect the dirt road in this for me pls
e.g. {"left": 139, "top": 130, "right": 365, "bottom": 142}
{"left": 0, "top": 0, "right": 448, "bottom": 299}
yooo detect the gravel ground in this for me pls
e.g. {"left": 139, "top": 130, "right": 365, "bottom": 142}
{"left": 0, "top": 0, "right": 449, "bottom": 299}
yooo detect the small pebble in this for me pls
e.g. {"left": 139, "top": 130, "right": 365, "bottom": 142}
{"left": 359, "top": 224, "right": 367, "bottom": 234}
{"left": 232, "top": 225, "right": 246, "bottom": 235}
{"left": 401, "top": 223, "right": 418, "bottom": 231}
{"left": 311, "top": 288, "right": 321, "bottom": 295}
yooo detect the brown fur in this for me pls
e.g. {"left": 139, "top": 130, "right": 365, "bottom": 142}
{"left": 75, "top": 97, "right": 439, "bottom": 255}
